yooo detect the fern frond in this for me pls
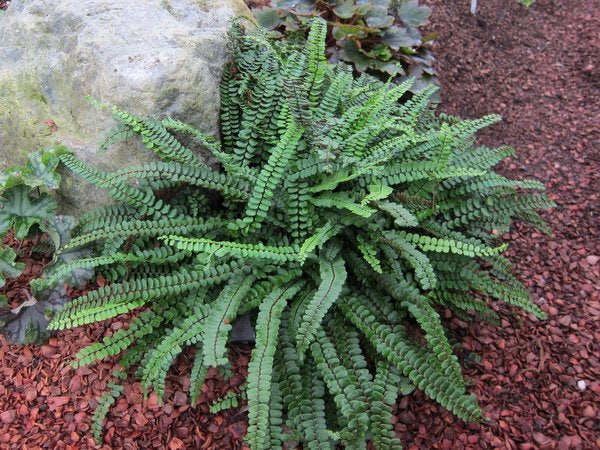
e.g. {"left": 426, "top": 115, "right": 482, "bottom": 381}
{"left": 91, "top": 382, "right": 123, "bottom": 444}
{"left": 161, "top": 117, "right": 221, "bottom": 155}
{"left": 161, "top": 236, "right": 302, "bottom": 263}
{"left": 384, "top": 234, "right": 437, "bottom": 290}
{"left": 309, "top": 327, "right": 369, "bottom": 444}
{"left": 369, "top": 361, "right": 403, "bottom": 449}
{"left": 381, "top": 273, "right": 463, "bottom": 384}
{"left": 240, "top": 119, "right": 303, "bottom": 233}
{"left": 338, "top": 294, "right": 481, "bottom": 421}
{"left": 64, "top": 216, "right": 227, "bottom": 251}
{"left": 60, "top": 154, "right": 173, "bottom": 217}
{"left": 104, "top": 162, "right": 250, "bottom": 201}
{"left": 110, "top": 107, "right": 205, "bottom": 166}
{"left": 190, "top": 344, "right": 208, "bottom": 406}
{"left": 140, "top": 303, "right": 210, "bottom": 400}
{"left": 279, "top": 326, "right": 332, "bottom": 449}
{"left": 303, "top": 17, "right": 327, "bottom": 106}
{"left": 209, "top": 386, "right": 247, "bottom": 414}
{"left": 356, "top": 234, "right": 382, "bottom": 274}
{"left": 295, "top": 250, "right": 346, "bottom": 359}
{"left": 72, "top": 300, "right": 170, "bottom": 368}
{"left": 49, "top": 262, "right": 246, "bottom": 329}
{"left": 311, "top": 192, "right": 376, "bottom": 218}
{"left": 246, "top": 281, "right": 305, "bottom": 449}
{"left": 376, "top": 200, "right": 419, "bottom": 227}
{"left": 203, "top": 274, "right": 255, "bottom": 367}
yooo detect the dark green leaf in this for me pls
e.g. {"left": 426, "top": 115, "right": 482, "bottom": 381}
{"left": 365, "top": 7, "right": 394, "bottom": 28}
{"left": 0, "top": 285, "right": 69, "bottom": 344}
{"left": 398, "top": 0, "right": 431, "bottom": 26}
{"left": 24, "top": 147, "right": 70, "bottom": 190}
{"left": 255, "top": 8, "right": 282, "bottom": 29}
{"left": 382, "top": 25, "right": 422, "bottom": 50}
{"left": 339, "top": 40, "right": 374, "bottom": 72}
{"left": 0, "top": 169, "right": 26, "bottom": 192}
{"left": 0, "top": 185, "right": 57, "bottom": 239}
{"left": 0, "top": 245, "right": 24, "bottom": 288}
{"left": 40, "top": 215, "right": 94, "bottom": 289}
{"left": 372, "top": 59, "right": 404, "bottom": 76}
{"left": 333, "top": 0, "right": 356, "bottom": 19}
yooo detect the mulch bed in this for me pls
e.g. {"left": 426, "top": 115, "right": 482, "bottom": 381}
{"left": 1, "top": 0, "right": 598, "bottom": 448}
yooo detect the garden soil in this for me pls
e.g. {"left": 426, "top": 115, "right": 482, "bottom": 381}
{"left": 0, "top": 0, "right": 598, "bottom": 448}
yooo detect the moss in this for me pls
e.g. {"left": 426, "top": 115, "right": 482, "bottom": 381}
{"left": 0, "top": 74, "right": 55, "bottom": 166}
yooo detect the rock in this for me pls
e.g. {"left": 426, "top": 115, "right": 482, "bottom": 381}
{"left": 586, "top": 255, "right": 599, "bottom": 265}
{"left": 582, "top": 405, "right": 596, "bottom": 418}
{"left": 532, "top": 432, "right": 553, "bottom": 449}
{"left": 229, "top": 313, "right": 255, "bottom": 343}
{"left": 168, "top": 437, "right": 185, "bottom": 450}
{"left": 558, "top": 315, "right": 572, "bottom": 326}
{"left": 0, "top": 0, "right": 253, "bottom": 214}
{"left": 0, "top": 409, "right": 16, "bottom": 423}
{"left": 173, "top": 391, "right": 187, "bottom": 406}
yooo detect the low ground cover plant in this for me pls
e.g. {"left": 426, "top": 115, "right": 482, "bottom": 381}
{"left": 0, "top": 147, "right": 91, "bottom": 344}
{"left": 42, "top": 19, "right": 553, "bottom": 447}
{"left": 254, "top": 0, "right": 436, "bottom": 92}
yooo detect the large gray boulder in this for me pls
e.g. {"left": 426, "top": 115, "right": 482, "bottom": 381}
{"left": 0, "top": 0, "right": 253, "bottom": 214}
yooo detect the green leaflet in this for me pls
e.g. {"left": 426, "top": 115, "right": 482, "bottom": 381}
{"left": 298, "top": 221, "right": 343, "bottom": 260}
{"left": 361, "top": 184, "right": 394, "bottom": 205}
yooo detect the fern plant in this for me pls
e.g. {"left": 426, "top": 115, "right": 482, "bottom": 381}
{"left": 46, "top": 19, "right": 553, "bottom": 448}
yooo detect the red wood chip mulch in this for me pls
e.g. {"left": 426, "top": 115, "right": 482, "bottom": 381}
{"left": 1, "top": 0, "right": 599, "bottom": 448}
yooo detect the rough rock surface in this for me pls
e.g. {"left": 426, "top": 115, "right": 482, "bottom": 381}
{"left": 0, "top": 0, "right": 252, "bottom": 214}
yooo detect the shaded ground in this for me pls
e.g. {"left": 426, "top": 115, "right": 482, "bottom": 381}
{"left": 1, "top": 0, "right": 598, "bottom": 448}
